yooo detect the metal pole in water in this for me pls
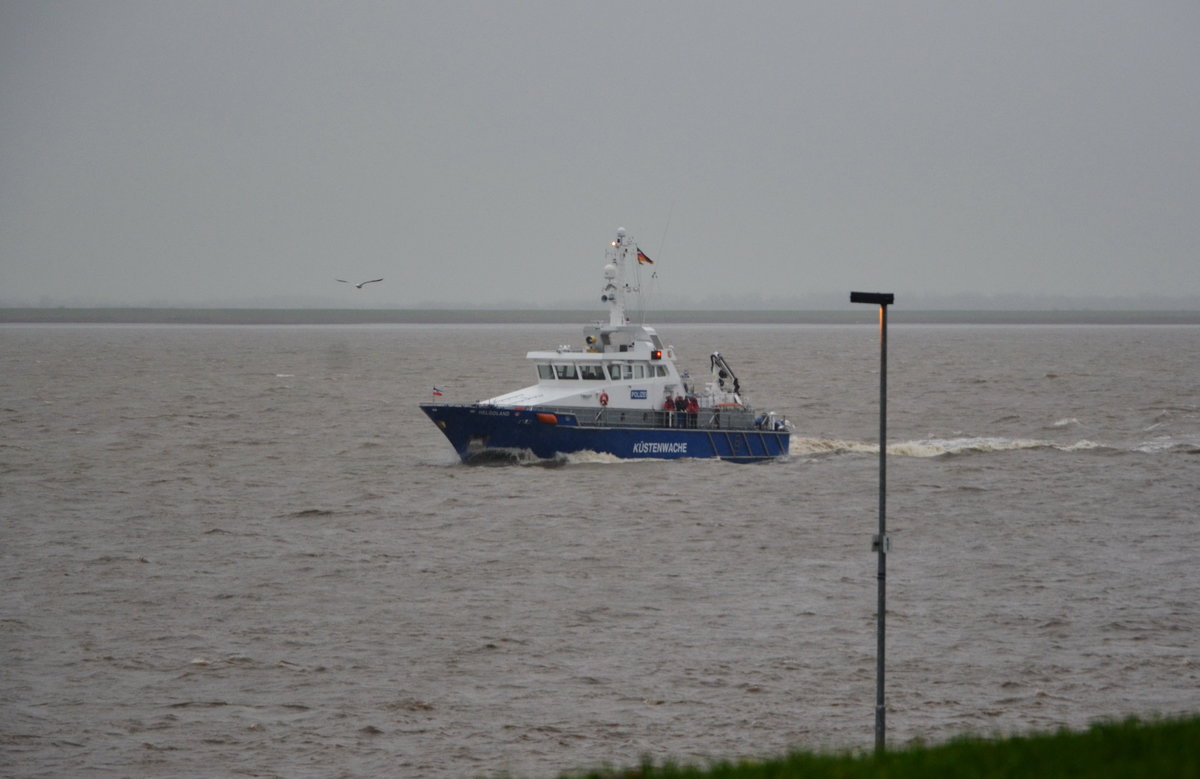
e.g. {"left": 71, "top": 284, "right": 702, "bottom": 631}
{"left": 850, "top": 291, "right": 894, "bottom": 753}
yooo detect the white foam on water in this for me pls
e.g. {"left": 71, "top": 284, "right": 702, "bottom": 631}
{"left": 788, "top": 437, "right": 878, "bottom": 456}
{"left": 1132, "top": 435, "right": 1200, "bottom": 453}
{"left": 560, "top": 449, "right": 626, "bottom": 465}
{"left": 791, "top": 436, "right": 1104, "bottom": 458}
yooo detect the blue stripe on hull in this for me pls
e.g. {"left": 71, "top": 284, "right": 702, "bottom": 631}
{"left": 420, "top": 404, "right": 789, "bottom": 463}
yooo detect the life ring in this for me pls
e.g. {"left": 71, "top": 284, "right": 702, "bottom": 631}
{"left": 599, "top": 391, "right": 609, "bottom": 406}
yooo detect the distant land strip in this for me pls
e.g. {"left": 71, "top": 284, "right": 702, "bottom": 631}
{"left": 2, "top": 308, "right": 1199, "bottom": 325}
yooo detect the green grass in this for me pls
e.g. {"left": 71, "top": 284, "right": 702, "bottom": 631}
{"left": 560, "top": 716, "right": 1200, "bottom": 779}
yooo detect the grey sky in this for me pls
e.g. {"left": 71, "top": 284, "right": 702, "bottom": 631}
{"left": 2, "top": 1, "right": 1197, "bottom": 308}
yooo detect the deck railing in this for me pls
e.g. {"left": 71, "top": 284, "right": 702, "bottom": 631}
{"left": 543, "top": 404, "right": 765, "bottom": 432}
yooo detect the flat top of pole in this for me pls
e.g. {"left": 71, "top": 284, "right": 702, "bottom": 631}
{"left": 850, "top": 291, "right": 895, "bottom": 305}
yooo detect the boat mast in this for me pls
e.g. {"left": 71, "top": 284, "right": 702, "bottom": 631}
{"left": 602, "top": 227, "right": 634, "bottom": 326}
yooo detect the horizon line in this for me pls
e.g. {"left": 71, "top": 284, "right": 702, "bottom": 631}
{"left": 3, "top": 307, "right": 1198, "bottom": 326}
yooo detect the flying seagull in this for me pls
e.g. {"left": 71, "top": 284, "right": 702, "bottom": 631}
{"left": 336, "top": 278, "right": 384, "bottom": 289}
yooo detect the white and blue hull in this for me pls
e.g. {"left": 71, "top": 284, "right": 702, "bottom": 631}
{"left": 421, "top": 404, "right": 790, "bottom": 463}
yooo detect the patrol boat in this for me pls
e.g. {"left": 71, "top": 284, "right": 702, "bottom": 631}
{"left": 421, "top": 227, "right": 791, "bottom": 463}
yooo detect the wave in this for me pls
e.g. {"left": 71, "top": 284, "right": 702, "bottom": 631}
{"left": 560, "top": 450, "right": 628, "bottom": 465}
{"left": 463, "top": 447, "right": 625, "bottom": 467}
{"left": 461, "top": 436, "right": 1191, "bottom": 464}
{"left": 897, "top": 437, "right": 1102, "bottom": 457}
{"left": 464, "top": 447, "right": 548, "bottom": 467}
{"left": 1131, "top": 436, "right": 1200, "bottom": 454}
{"left": 789, "top": 437, "right": 879, "bottom": 456}
{"left": 789, "top": 436, "right": 1102, "bottom": 458}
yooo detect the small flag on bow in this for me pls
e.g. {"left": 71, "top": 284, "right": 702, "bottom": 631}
{"left": 432, "top": 387, "right": 444, "bottom": 397}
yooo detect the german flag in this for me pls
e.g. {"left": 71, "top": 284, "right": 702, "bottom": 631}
{"left": 636, "top": 248, "right": 654, "bottom": 265}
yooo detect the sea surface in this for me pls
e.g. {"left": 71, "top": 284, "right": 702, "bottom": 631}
{"left": 2, "top": 320, "right": 1198, "bottom": 778}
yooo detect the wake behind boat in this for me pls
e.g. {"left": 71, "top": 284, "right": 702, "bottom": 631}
{"left": 421, "top": 227, "right": 791, "bottom": 463}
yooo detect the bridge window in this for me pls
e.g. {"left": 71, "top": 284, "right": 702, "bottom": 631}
{"left": 554, "top": 363, "right": 578, "bottom": 379}
{"left": 606, "top": 363, "right": 635, "bottom": 379}
{"left": 579, "top": 364, "right": 606, "bottom": 380}
{"left": 537, "top": 364, "right": 554, "bottom": 380}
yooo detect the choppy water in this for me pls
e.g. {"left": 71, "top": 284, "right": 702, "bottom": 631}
{"left": 2, "top": 321, "right": 1198, "bottom": 778}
